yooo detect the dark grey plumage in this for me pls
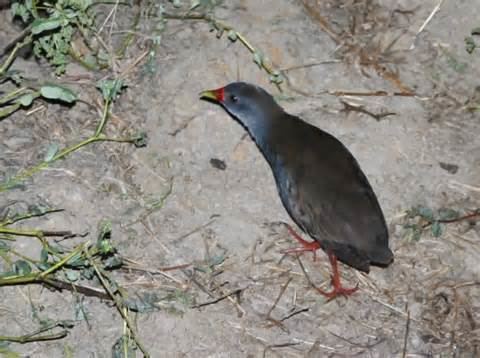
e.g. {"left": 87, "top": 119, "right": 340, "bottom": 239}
{"left": 201, "top": 82, "right": 393, "bottom": 274}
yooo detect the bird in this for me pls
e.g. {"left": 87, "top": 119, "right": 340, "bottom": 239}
{"left": 200, "top": 82, "right": 393, "bottom": 298}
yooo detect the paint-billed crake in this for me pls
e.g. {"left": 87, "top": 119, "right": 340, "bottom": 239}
{"left": 201, "top": 82, "right": 393, "bottom": 298}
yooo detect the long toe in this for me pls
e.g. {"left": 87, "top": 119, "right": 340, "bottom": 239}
{"left": 283, "top": 224, "right": 321, "bottom": 261}
{"left": 316, "top": 282, "right": 358, "bottom": 300}
{"left": 282, "top": 240, "right": 321, "bottom": 261}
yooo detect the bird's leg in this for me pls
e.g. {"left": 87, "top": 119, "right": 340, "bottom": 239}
{"left": 281, "top": 224, "right": 358, "bottom": 299}
{"left": 282, "top": 224, "right": 321, "bottom": 261}
{"left": 316, "top": 251, "right": 358, "bottom": 299}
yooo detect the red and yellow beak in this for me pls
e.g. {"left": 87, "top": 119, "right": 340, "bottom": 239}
{"left": 200, "top": 87, "right": 225, "bottom": 102}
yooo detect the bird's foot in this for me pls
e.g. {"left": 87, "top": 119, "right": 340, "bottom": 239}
{"left": 282, "top": 242, "right": 321, "bottom": 261}
{"left": 282, "top": 224, "right": 321, "bottom": 261}
{"left": 316, "top": 281, "right": 359, "bottom": 300}
{"left": 281, "top": 224, "right": 359, "bottom": 299}
{"left": 317, "top": 252, "right": 358, "bottom": 300}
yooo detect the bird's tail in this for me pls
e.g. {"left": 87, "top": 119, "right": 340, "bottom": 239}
{"left": 369, "top": 247, "right": 394, "bottom": 267}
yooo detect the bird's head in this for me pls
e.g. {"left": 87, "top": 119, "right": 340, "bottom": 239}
{"left": 200, "top": 82, "right": 284, "bottom": 140}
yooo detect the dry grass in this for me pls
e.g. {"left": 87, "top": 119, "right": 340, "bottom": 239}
{"left": 301, "top": 0, "right": 416, "bottom": 95}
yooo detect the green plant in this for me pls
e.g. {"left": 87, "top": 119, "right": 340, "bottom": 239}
{"left": 0, "top": 206, "right": 150, "bottom": 356}
{"left": 0, "top": 75, "right": 77, "bottom": 119}
{"left": 0, "top": 77, "right": 147, "bottom": 191}
{"left": 465, "top": 27, "right": 480, "bottom": 54}
{"left": 11, "top": 0, "right": 98, "bottom": 74}
{"left": 158, "top": 0, "right": 285, "bottom": 87}
{"left": 403, "top": 206, "right": 479, "bottom": 241}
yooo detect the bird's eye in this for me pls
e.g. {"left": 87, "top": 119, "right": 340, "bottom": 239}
{"left": 230, "top": 95, "right": 238, "bottom": 102}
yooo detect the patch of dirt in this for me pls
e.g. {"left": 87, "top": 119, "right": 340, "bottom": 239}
{"left": 1, "top": 0, "right": 480, "bottom": 356}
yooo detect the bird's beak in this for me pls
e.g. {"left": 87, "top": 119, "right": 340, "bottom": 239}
{"left": 199, "top": 87, "right": 224, "bottom": 102}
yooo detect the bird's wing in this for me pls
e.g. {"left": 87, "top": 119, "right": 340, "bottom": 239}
{"left": 270, "top": 117, "right": 390, "bottom": 268}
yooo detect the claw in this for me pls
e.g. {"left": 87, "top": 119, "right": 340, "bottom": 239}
{"left": 282, "top": 224, "right": 321, "bottom": 261}
{"left": 315, "top": 252, "right": 358, "bottom": 299}
{"left": 282, "top": 224, "right": 358, "bottom": 299}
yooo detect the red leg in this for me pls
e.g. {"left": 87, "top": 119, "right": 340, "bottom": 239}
{"left": 315, "top": 252, "right": 358, "bottom": 299}
{"left": 282, "top": 224, "right": 321, "bottom": 261}
{"left": 282, "top": 224, "right": 358, "bottom": 299}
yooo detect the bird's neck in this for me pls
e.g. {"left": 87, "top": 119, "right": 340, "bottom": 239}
{"left": 244, "top": 118, "right": 271, "bottom": 149}
{"left": 226, "top": 108, "right": 273, "bottom": 150}
{"left": 226, "top": 101, "right": 287, "bottom": 163}
{"left": 243, "top": 113, "right": 287, "bottom": 166}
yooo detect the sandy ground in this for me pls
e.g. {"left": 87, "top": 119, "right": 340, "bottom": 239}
{"left": 1, "top": 0, "right": 480, "bottom": 356}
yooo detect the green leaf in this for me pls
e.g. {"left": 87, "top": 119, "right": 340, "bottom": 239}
{"left": 253, "top": 50, "right": 264, "bottom": 68}
{"left": 31, "top": 18, "right": 64, "bottom": 35}
{"left": 96, "top": 79, "right": 127, "bottom": 101}
{"left": 190, "top": 0, "right": 201, "bottom": 11}
{"left": 44, "top": 143, "right": 59, "bottom": 162}
{"left": 40, "top": 248, "right": 49, "bottom": 263}
{"left": 0, "top": 241, "right": 10, "bottom": 251}
{"left": 81, "top": 267, "right": 95, "bottom": 280}
{"left": 48, "top": 243, "right": 65, "bottom": 255}
{"left": 431, "top": 221, "right": 443, "bottom": 237}
{"left": 27, "top": 203, "right": 53, "bottom": 216}
{"left": 24, "top": 0, "right": 37, "bottom": 17}
{"left": 97, "top": 239, "right": 115, "bottom": 255}
{"left": 472, "top": 27, "right": 480, "bottom": 35}
{"left": 417, "top": 206, "right": 434, "bottom": 221}
{"left": 98, "top": 220, "right": 112, "bottom": 241}
{"left": 66, "top": 252, "right": 86, "bottom": 268}
{"left": 132, "top": 132, "right": 148, "bottom": 148}
{"left": 124, "top": 292, "right": 160, "bottom": 313}
{"left": 438, "top": 208, "right": 459, "bottom": 221}
{"left": 103, "top": 256, "right": 122, "bottom": 270}
{"left": 269, "top": 70, "right": 284, "bottom": 84}
{"left": 189, "top": 0, "right": 220, "bottom": 11}
{"left": 40, "top": 85, "right": 77, "bottom": 103}
{"left": 37, "top": 262, "right": 53, "bottom": 271}
{"left": 11, "top": 2, "right": 30, "bottom": 23}
{"left": 13, "top": 260, "right": 32, "bottom": 275}
{"left": 465, "top": 36, "right": 477, "bottom": 54}
{"left": 65, "top": 270, "right": 80, "bottom": 282}
{"left": 171, "top": 0, "right": 182, "bottom": 8}
{"left": 215, "top": 28, "right": 224, "bottom": 39}
{"left": 227, "top": 30, "right": 238, "bottom": 42}
{"left": 412, "top": 226, "right": 422, "bottom": 241}
{"left": 16, "top": 93, "right": 36, "bottom": 107}
{"left": 403, "top": 224, "right": 422, "bottom": 242}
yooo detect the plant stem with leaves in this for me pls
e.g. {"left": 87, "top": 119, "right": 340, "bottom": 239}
{"left": 163, "top": 11, "right": 285, "bottom": 88}
{"left": 0, "top": 79, "right": 147, "bottom": 192}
